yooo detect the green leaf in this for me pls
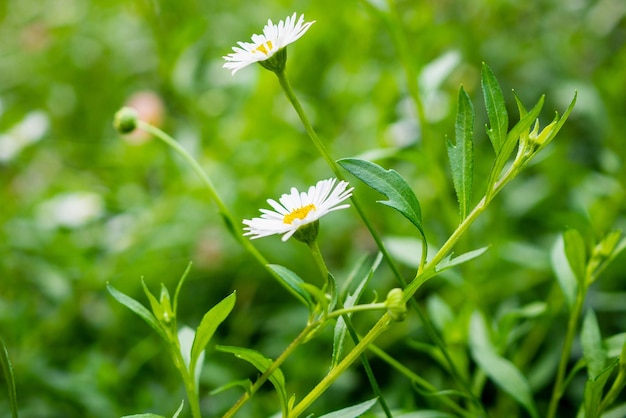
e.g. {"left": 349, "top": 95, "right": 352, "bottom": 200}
{"left": 318, "top": 398, "right": 378, "bottom": 418}
{"left": 141, "top": 279, "right": 165, "bottom": 323}
{"left": 332, "top": 253, "right": 382, "bottom": 368}
{"left": 486, "top": 95, "right": 544, "bottom": 194}
{"left": 338, "top": 158, "right": 425, "bottom": 239}
{"left": 171, "top": 400, "right": 184, "bottom": 418}
{"left": 537, "top": 91, "right": 577, "bottom": 150}
{"left": 584, "top": 359, "right": 619, "bottom": 418}
{"left": 121, "top": 400, "right": 184, "bottom": 418}
{"left": 173, "top": 262, "right": 193, "bottom": 318}
{"left": 550, "top": 234, "right": 578, "bottom": 309}
{"left": 481, "top": 63, "right": 508, "bottom": 153}
{"left": 189, "top": 292, "right": 236, "bottom": 382}
{"left": 0, "top": 335, "right": 18, "bottom": 418}
{"left": 426, "top": 294, "right": 454, "bottom": 333}
{"left": 605, "top": 333, "right": 626, "bottom": 358}
{"left": 209, "top": 379, "right": 253, "bottom": 396}
{"left": 268, "top": 264, "right": 315, "bottom": 310}
{"left": 564, "top": 228, "right": 587, "bottom": 284}
{"left": 216, "top": 345, "right": 288, "bottom": 417}
{"left": 448, "top": 86, "right": 474, "bottom": 219}
{"left": 582, "top": 309, "right": 607, "bottom": 379}
{"left": 435, "top": 246, "right": 489, "bottom": 272}
{"left": 469, "top": 312, "right": 539, "bottom": 418}
{"left": 107, "top": 282, "right": 167, "bottom": 342}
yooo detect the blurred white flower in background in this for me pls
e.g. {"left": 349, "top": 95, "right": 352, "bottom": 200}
{"left": 36, "top": 192, "right": 104, "bottom": 229}
{"left": 0, "top": 111, "right": 49, "bottom": 162}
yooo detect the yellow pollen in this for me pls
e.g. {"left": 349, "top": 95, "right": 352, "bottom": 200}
{"left": 255, "top": 41, "right": 273, "bottom": 55}
{"left": 283, "top": 204, "right": 316, "bottom": 225}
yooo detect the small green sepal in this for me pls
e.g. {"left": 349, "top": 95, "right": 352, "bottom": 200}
{"left": 259, "top": 48, "right": 287, "bottom": 74}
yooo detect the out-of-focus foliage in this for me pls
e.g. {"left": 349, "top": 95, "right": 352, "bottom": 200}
{"left": 1, "top": 0, "right": 625, "bottom": 416}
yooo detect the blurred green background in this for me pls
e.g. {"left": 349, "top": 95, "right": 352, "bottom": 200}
{"left": 1, "top": 0, "right": 625, "bottom": 416}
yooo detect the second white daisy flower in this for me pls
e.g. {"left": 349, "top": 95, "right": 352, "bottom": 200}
{"left": 243, "top": 178, "right": 353, "bottom": 242}
{"left": 223, "top": 12, "right": 315, "bottom": 75}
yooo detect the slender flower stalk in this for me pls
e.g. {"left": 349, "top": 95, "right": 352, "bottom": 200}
{"left": 121, "top": 118, "right": 312, "bottom": 304}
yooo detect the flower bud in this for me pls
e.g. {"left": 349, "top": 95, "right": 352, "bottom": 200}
{"left": 159, "top": 284, "right": 174, "bottom": 325}
{"left": 529, "top": 120, "right": 557, "bottom": 147}
{"left": 113, "top": 107, "right": 139, "bottom": 134}
{"left": 385, "top": 288, "right": 407, "bottom": 321}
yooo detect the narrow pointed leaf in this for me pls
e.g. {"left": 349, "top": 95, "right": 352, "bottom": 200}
{"left": 487, "top": 95, "right": 544, "bottom": 193}
{"left": 584, "top": 359, "right": 619, "bottom": 418}
{"left": 171, "top": 400, "right": 185, "bottom": 418}
{"left": 338, "top": 158, "right": 425, "bottom": 238}
{"left": 107, "top": 282, "right": 167, "bottom": 341}
{"left": 318, "top": 397, "right": 378, "bottom": 418}
{"left": 469, "top": 311, "right": 539, "bottom": 418}
{"left": 563, "top": 228, "right": 587, "bottom": 284}
{"left": 173, "top": 262, "right": 193, "bottom": 317}
{"left": 209, "top": 379, "right": 253, "bottom": 396}
{"left": 472, "top": 347, "right": 539, "bottom": 418}
{"left": 141, "top": 279, "right": 165, "bottom": 322}
{"left": 481, "top": 63, "right": 508, "bottom": 152}
{"left": 448, "top": 86, "right": 474, "bottom": 219}
{"left": 332, "top": 253, "right": 382, "bottom": 367}
{"left": 216, "top": 345, "right": 288, "bottom": 417}
{"left": 268, "top": 264, "right": 314, "bottom": 310}
{"left": 435, "top": 246, "right": 489, "bottom": 272}
{"left": 0, "top": 336, "right": 18, "bottom": 418}
{"left": 538, "top": 91, "right": 577, "bottom": 150}
{"left": 190, "top": 292, "right": 236, "bottom": 381}
{"left": 582, "top": 309, "right": 607, "bottom": 379}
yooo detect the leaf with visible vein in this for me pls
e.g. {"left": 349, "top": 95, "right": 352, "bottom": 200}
{"left": 189, "top": 292, "right": 236, "bottom": 382}
{"left": 107, "top": 283, "right": 167, "bottom": 342}
{"left": 482, "top": 62, "right": 508, "bottom": 152}
{"left": 447, "top": 86, "right": 474, "bottom": 219}
{"left": 338, "top": 158, "right": 425, "bottom": 239}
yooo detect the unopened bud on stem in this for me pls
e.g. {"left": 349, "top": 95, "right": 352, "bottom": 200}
{"left": 114, "top": 107, "right": 139, "bottom": 134}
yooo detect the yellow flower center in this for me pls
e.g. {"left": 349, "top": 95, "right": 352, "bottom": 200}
{"left": 254, "top": 41, "right": 273, "bottom": 55}
{"left": 283, "top": 204, "right": 316, "bottom": 224}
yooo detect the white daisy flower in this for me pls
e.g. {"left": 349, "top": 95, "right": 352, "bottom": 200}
{"left": 223, "top": 12, "right": 315, "bottom": 75}
{"left": 243, "top": 178, "right": 353, "bottom": 242}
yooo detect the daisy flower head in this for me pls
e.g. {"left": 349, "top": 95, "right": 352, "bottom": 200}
{"left": 223, "top": 12, "right": 315, "bottom": 75}
{"left": 243, "top": 178, "right": 353, "bottom": 243}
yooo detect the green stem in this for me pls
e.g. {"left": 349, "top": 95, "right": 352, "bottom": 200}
{"left": 307, "top": 240, "right": 393, "bottom": 417}
{"left": 598, "top": 364, "right": 626, "bottom": 414}
{"left": 290, "top": 314, "right": 394, "bottom": 417}
{"left": 166, "top": 329, "right": 202, "bottom": 418}
{"left": 368, "top": 344, "right": 474, "bottom": 418}
{"left": 327, "top": 303, "right": 387, "bottom": 319}
{"left": 137, "top": 121, "right": 306, "bottom": 303}
{"left": 274, "top": 70, "right": 429, "bottom": 275}
{"left": 221, "top": 323, "right": 317, "bottom": 418}
{"left": 290, "top": 154, "right": 525, "bottom": 416}
{"left": 308, "top": 240, "right": 329, "bottom": 287}
{"left": 276, "top": 69, "right": 488, "bottom": 415}
{"left": 546, "top": 283, "right": 588, "bottom": 418}
{"left": 342, "top": 314, "right": 394, "bottom": 418}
